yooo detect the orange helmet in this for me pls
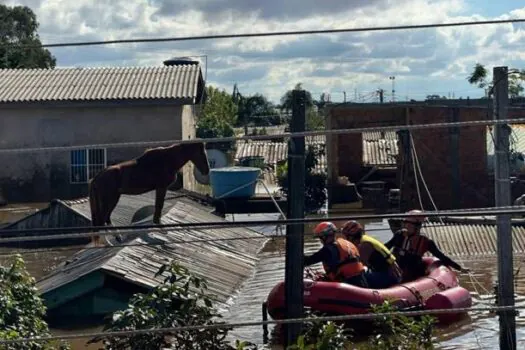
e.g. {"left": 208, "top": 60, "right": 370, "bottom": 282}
{"left": 313, "top": 222, "right": 338, "bottom": 237}
{"left": 341, "top": 220, "right": 363, "bottom": 237}
{"left": 404, "top": 209, "right": 427, "bottom": 223}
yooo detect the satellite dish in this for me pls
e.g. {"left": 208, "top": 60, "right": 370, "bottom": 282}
{"left": 194, "top": 149, "right": 228, "bottom": 185}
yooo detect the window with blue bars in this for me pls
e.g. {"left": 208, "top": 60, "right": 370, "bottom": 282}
{"left": 70, "top": 148, "right": 106, "bottom": 183}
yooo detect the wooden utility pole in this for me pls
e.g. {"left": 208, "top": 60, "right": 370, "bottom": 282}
{"left": 284, "top": 89, "right": 306, "bottom": 346}
{"left": 493, "top": 66, "right": 516, "bottom": 350}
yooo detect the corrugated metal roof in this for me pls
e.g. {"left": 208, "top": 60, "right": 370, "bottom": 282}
{"left": 0, "top": 65, "right": 203, "bottom": 103}
{"left": 59, "top": 191, "right": 188, "bottom": 226}
{"left": 236, "top": 141, "right": 288, "bottom": 165}
{"left": 223, "top": 239, "right": 322, "bottom": 343}
{"left": 363, "top": 131, "right": 398, "bottom": 142}
{"left": 235, "top": 136, "right": 327, "bottom": 176}
{"left": 37, "top": 196, "right": 273, "bottom": 310}
{"left": 363, "top": 138, "right": 398, "bottom": 167}
{"left": 426, "top": 219, "right": 525, "bottom": 257}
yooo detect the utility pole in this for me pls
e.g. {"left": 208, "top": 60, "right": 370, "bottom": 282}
{"left": 493, "top": 66, "right": 516, "bottom": 350}
{"left": 378, "top": 89, "right": 384, "bottom": 103}
{"left": 284, "top": 89, "right": 306, "bottom": 347}
{"left": 389, "top": 76, "right": 396, "bottom": 102}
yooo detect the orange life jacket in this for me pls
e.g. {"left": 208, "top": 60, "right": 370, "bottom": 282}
{"left": 393, "top": 234, "right": 430, "bottom": 280}
{"left": 323, "top": 237, "right": 365, "bottom": 281}
{"left": 397, "top": 234, "right": 430, "bottom": 258}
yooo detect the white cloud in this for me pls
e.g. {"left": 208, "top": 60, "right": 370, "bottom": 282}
{"left": 4, "top": 0, "right": 525, "bottom": 103}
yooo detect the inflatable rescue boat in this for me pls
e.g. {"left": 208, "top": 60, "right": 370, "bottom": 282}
{"left": 266, "top": 257, "right": 472, "bottom": 324}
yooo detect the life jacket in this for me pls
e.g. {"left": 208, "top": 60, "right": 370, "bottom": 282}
{"left": 397, "top": 234, "right": 430, "bottom": 258}
{"left": 323, "top": 236, "right": 365, "bottom": 281}
{"left": 393, "top": 233, "right": 430, "bottom": 277}
{"left": 360, "top": 234, "right": 396, "bottom": 272}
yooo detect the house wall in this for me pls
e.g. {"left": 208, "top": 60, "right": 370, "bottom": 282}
{"left": 0, "top": 102, "right": 194, "bottom": 203}
{"left": 326, "top": 103, "right": 525, "bottom": 210}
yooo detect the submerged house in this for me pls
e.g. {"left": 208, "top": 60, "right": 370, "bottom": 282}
{"left": 35, "top": 191, "right": 274, "bottom": 328}
{"left": 0, "top": 190, "right": 200, "bottom": 247}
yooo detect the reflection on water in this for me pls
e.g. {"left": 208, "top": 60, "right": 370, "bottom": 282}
{"left": 1, "top": 206, "right": 525, "bottom": 349}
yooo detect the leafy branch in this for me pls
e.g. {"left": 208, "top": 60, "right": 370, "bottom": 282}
{"left": 467, "top": 63, "right": 525, "bottom": 98}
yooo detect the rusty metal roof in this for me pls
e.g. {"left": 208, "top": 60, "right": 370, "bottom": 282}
{"left": 37, "top": 196, "right": 273, "bottom": 310}
{"left": 0, "top": 65, "right": 204, "bottom": 104}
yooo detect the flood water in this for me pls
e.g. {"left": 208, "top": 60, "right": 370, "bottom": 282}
{"left": 1, "top": 205, "right": 525, "bottom": 349}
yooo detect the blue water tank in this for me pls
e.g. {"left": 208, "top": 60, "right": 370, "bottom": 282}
{"left": 210, "top": 167, "right": 261, "bottom": 199}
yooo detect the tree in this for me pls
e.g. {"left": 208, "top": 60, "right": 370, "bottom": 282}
{"left": 0, "top": 254, "right": 70, "bottom": 350}
{"left": 467, "top": 63, "right": 525, "bottom": 98}
{"left": 277, "top": 144, "right": 327, "bottom": 213}
{"left": 90, "top": 262, "right": 258, "bottom": 350}
{"left": 0, "top": 5, "right": 56, "bottom": 69}
{"left": 280, "top": 83, "right": 324, "bottom": 131}
{"left": 306, "top": 108, "right": 325, "bottom": 131}
{"left": 280, "top": 83, "right": 314, "bottom": 113}
{"left": 196, "top": 85, "right": 238, "bottom": 151}
{"left": 237, "top": 93, "right": 278, "bottom": 127}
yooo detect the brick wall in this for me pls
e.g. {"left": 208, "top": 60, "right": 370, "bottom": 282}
{"left": 328, "top": 105, "right": 404, "bottom": 182}
{"left": 326, "top": 103, "right": 525, "bottom": 210}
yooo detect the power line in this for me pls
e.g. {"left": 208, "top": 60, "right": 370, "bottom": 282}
{"left": 0, "top": 304, "right": 522, "bottom": 345}
{"left": 4, "top": 18, "right": 524, "bottom": 49}
{"left": 1, "top": 117, "right": 525, "bottom": 154}
{"left": 0, "top": 223, "right": 460, "bottom": 258}
{"left": 1, "top": 206, "right": 525, "bottom": 244}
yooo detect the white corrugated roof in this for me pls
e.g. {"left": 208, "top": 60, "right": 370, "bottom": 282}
{"left": 0, "top": 65, "right": 203, "bottom": 103}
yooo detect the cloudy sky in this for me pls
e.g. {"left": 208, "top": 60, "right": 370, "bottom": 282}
{"left": 5, "top": 0, "right": 525, "bottom": 104}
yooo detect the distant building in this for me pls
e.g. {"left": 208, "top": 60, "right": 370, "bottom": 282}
{"left": 0, "top": 59, "right": 205, "bottom": 203}
{"left": 324, "top": 101, "right": 525, "bottom": 210}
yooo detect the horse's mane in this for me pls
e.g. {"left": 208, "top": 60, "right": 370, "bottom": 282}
{"left": 136, "top": 146, "right": 168, "bottom": 168}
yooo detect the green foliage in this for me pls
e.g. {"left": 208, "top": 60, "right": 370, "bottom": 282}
{"left": 367, "top": 301, "right": 436, "bottom": 350}
{"left": 467, "top": 63, "right": 525, "bottom": 98}
{"left": 306, "top": 108, "right": 325, "bottom": 131}
{"left": 0, "top": 254, "right": 70, "bottom": 350}
{"left": 92, "top": 261, "right": 258, "bottom": 350}
{"left": 280, "top": 83, "right": 315, "bottom": 113}
{"left": 277, "top": 144, "right": 327, "bottom": 213}
{"left": 287, "top": 316, "right": 349, "bottom": 350}
{"left": 237, "top": 93, "right": 278, "bottom": 127}
{"left": 0, "top": 5, "right": 56, "bottom": 69}
{"left": 285, "top": 302, "right": 437, "bottom": 350}
{"left": 197, "top": 85, "right": 238, "bottom": 151}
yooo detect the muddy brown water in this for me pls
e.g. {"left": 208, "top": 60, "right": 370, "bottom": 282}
{"left": 1, "top": 206, "right": 525, "bottom": 349}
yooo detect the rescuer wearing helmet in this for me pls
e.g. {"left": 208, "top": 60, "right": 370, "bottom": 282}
{"left": 304, "top": 221, "right": 368, "bottom": 288}
{"left": 341, "top": 220, "right": 402, "bottom": 289}
{"left": 385, "top": 209, "right": 470, "bottom": 281}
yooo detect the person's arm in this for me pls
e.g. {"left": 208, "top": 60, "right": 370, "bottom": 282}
{"left": 427, "top": 240, "right": 467, "bottom": 271}
{"left": 385, "top": 232, "right": 402, "bottom": 249}
{"left": 304, "top": 246, "right": 329, "bottom": 266}
{"left": 358, "top": 242, "right": 374, "bottom": 264}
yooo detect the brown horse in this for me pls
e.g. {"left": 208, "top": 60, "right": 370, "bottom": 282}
{"left": 88, "top": 142, "right": 210, "bottom": 246}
